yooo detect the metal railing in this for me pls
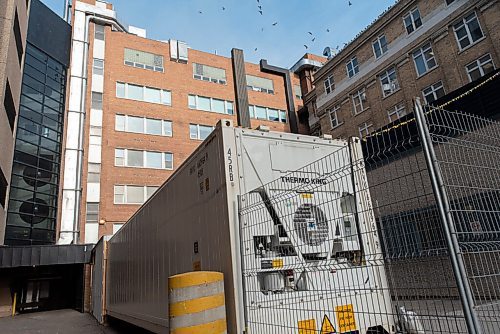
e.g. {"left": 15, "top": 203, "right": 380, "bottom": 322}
{"left": 237, "top": 102, "right": 500, "bottom": 333}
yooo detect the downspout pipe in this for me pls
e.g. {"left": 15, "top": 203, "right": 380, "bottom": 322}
{"left": 60, "top": 11, "right": 127, "bottom": 244}
{"left": 260, "top": 59, "right": 299, "bottom": 133}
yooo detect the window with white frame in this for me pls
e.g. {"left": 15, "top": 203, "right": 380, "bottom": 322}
{"left": 358, "top": 122, "right": 373, "bottom": 138}
{"left": 403, "top": 8, "right": 422, "bottom": 34}
{"left": 124, "top": 48, "right": 164, "bottom": 72}
{"left": 413, "top": 43, "right": 437, "bottom": 76}
{"left": 387, "top": 103, "right": 407, "bottom": 122}
{"left": 188, "top": 94, "right": 234, "bottom": 115}
{"left": 324, "top": 74, "right": 334, "bottom": 94}
{"left": 86, "top": 203, "right": 99, "bottom": 224}
{"left": 466, "top": 54, "right": 495, "bottom": 82}
{"left": 422, "top": 81, "right": 445, "bottom": 104}
{"left": 115, "top": 148, "right": 174, "bottom": 170}
{"left": 380, "top": 67, "right": 399, "bottom": 97}
{"left": 193, "top": 63, "right": 227, "bottom": 84}
{"left": 352, "top": 88, "right": 367, "bottom": 115}
{"left": 115, "top": 114, "right": 172, "bottom": 136}
{"left": 88, "top": 163, "right": 101, "bottom": 183}
{"left": 93, "top": 59, "right": 104, "bottom": 75}
{"left": 453, "top": 12, "right": 484, "bottom": 50}
{"left": 246, "top": 75, "right": 274, "bottom": 94}
{"left": 91, "top": 92, "right": 102, "bottom": 109}
{"left": 114, "top": 185, "right": 159, "bottom": 204}
{"left": 189, "top": 124, "right": 215, "bottom": 140}
{"left": 116, "top": 82, "right": 171, "bottom": 105}
{"left": 248, "top": 105, "right": 287, "bottom": 123}
{"left": 373, "top": 35, "right": 388, "bottom": 59}
{"left": 94, "top": 24, "right": 105, "bottom": 40}
{"left": 346, "top": 57, "right": 359, "bottom": 78}
{"left": 328, "top": 105, "right": 341, "bottom": 128}
{"left": 294, "top": 85, "right": 302, "bottom": 99}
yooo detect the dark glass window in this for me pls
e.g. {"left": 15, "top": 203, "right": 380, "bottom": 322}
{"left": 3, "top": 80, "right": 16, "bottom": 131}
{"left": 13, "top": 11, "right": 24, "bottom": 64}
{"left": 5, "top": 44, "right": 67, "bottom": 245}
{"left": 0, "top": 167, "right": 7, "bottom": 208}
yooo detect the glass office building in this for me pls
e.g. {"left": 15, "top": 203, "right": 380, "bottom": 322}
{"left": 4, "top": 0, "right": 70, "bottom": 245}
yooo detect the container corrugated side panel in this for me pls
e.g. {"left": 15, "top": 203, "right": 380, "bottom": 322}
{"left": 105, "top": 124, "right": 237, "bottom": 333}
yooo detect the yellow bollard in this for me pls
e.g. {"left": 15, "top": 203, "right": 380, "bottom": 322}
{"left": 168, "top": 271, "right": 227, "bottom": 334}
{"left": 12, "top": 292, "right": 16, "bottom": 317}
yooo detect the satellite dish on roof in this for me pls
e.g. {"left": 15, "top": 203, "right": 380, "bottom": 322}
{"left": 323, "top": 47, "right": 334, "bottom": 59}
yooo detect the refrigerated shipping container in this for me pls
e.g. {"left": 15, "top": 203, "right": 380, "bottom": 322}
{"left": 103, "top": 120, "right": 395, "bottom": 333}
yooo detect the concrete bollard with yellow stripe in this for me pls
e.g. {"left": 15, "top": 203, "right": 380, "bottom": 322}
{"left": 168, "top": 271, "right": 227, "bottom": 334}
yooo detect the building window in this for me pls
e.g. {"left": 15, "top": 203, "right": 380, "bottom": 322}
{"left": 453, "top": 12, "right": 484, "bottom": 50}
{"left": 3, "top": 80, "right": 16, "bottom": 132}
{"left": 423, "top": 81, "right": 446, "bottom": 104}
{"left": 93, "top": 59, "right": 104, "bottom": 75}
{"left": 13, "top": 11, "right": 24, "bottom": 64}
{"left": 346, "top": 57, "right": 359, "bottom": 78}
{"left": 193, "top": 63, "right": 226, "bottom": 84}
{"left": 91, "top": 92, "right": 103, "bottom": 109}
{"left": 324, "top": 75, "right": 334, "bottom": 94}
{"left": 114, "top": 149, "right": 174, "bottom": 170}
{"left": 113, "top": 223, "right": 124, "bottom": 234}
{"left": 387, "top": 103, "right": 407, "bottom": 122}
{"left": 380, "top": 67, "right": 399, "bottom": 97}
{"left": 413, "top": 43, "right": 437, "bottom": 76}
{"left": 87, "top": 163, "right": 101, "bottom": 183}
{"left": 466, "top": 54, "right": 495, "bottom": 82}
{"left": 115, "top": 114, "right": 172, "bottom": 137}
{"left": 86, "top": 203, "right": 99, "bottom": 224}
{"left": 358, "top": 122, "right": 373, "bottom": 138}
{"left": 372, "top": 35, "right": 388, "bottom": 59}
{"left": 294, "top": 85, "right": 302, "bottom": 99}
{"left": 0, "top": 167, "right": 7, "bottom": 208}
{"left": 246, "top": 75, "right": 274, "bottom": 94}
{"left": 328, "top": 106, "right": 341, "bottom": 129}
{"left": 116, "top": 82, "right": 171, "bottom": 105}
{"left": 446, "top": 0, "right": 456, "bottom": 5}
{"left": 188, "top": 94, "right": 233, "bottom": 115}
{"left": 114, "top": 185, "right": 159, "bottom": 204}
{"left": 403, "top": 8, "right": 422, "bottom": 34}
{"left": 248, "top": 105, "right": 287, "bottom": 123}
{"left": 190, "top": 124, "right": 214, "bottom": 140}
{"left": 352, "top": 88, "right": 367, "bottom": 115}
{"left": 95, "top": 24, "right": 105, "bottom": 40}
{"left": 124, "top": 48, "right": 164, "bottom": 72}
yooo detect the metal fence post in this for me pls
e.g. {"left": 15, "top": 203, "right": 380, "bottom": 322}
{"left": 414, "top": 98, "right": 482, "bottom": 334}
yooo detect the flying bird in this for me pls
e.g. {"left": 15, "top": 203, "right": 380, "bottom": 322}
{"left": 272, "top": 22, "right": 278, "bottom": 26}
{"left": 259, "top": 10, "right": 263, "bottom": 15}
{"left": 222, "top": 6, "right": 225, "bottom": 10}
{"left": 198, "top": 10, "right": 202, "bottom": 14}
{"left": 254, "top": 48, "right": 258, "bottom": 51}
{"left": 311, "top": 37, "right": 316, "bottom": 42}
{"left": 308, "top": 32, "right": 313, "bottom": 35}
{"left": 261, "top": 27, "right": 264, "bottom": 32}
{"left": 326, "top": 28, "right": 330, "bottom": 33}
{"left": 304, "top": 45, "right": 308, "bottom": 49}
{"left": 258, "top": 5, "right": 262, "bottom": 9}
{"left": 349, "top": 1, "right": 352, "bottom": 6}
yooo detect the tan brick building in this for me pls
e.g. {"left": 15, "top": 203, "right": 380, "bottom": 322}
{"left": 0, "top": 0, "right": 29, "bottom": 244}
{"left": 309, "top": 0, "right": 499, "bottom": 139}
{"left": 60, "top": 0, "right": 308, "bottom": 244}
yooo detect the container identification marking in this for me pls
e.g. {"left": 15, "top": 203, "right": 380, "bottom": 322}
{"left": 227, "top": 148, "right": 234, "bottom": 182}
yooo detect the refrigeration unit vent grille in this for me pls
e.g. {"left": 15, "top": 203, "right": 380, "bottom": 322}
{"left": 293, "top": 204, "right": 329, "bottom": 246}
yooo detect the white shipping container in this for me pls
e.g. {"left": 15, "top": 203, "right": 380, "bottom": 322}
{"left": 105, "top": 120, "right": 394, "bottom": 333}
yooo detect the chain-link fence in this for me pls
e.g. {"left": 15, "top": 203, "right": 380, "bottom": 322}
{"left": 238, "top": 103, "right": 499, "bottom": 334}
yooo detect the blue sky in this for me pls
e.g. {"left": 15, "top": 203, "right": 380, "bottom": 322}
{"left": 41, "top": 0, "right": 396, "bottom": 68}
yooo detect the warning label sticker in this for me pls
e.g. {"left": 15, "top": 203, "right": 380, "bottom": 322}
{"left": 335, "top": 304, "right": 357, "bottom": 332}
{"left": 321, "top": 314, "right": 336, "bottom": 333}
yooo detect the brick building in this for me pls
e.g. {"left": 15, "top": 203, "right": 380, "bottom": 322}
{"left": 309, "top": 0, "right": 499, "bottom": 139}
{"left": 61, "top": 0, "right": 309, "bottom": 244}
